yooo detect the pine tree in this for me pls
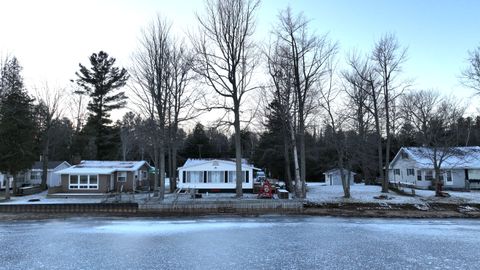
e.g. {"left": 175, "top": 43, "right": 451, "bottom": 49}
{"left": 0, "top": 58, "right": 36, "bottom": 199}
{"left": 75, "top": 51, "right": 129, "bottom": 160}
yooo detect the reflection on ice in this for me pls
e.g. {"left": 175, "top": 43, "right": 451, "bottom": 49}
{"left": 91, "top": 219, "right": 276, "bottom": 235}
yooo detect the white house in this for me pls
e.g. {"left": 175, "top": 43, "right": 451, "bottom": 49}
{"left": 177, "top": 159, "right": 256, "bottom": 192}
{"left": 27, "top": 161, "right": 71, "bottom": 187}
{"left": 323, "top": 168, "right": 355, "bottom": 186}
{"left": 0, "top": 174, "right": 13, "bottom": 190}
{"left": 389, "top": 146, "right": 480, "bottom": 190}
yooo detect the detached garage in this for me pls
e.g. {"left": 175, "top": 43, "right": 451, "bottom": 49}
{"left": 323, "top": 168, "right": 355, "bottom": 186}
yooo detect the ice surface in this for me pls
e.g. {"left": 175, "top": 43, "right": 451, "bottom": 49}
{"left": 1, "top": 217, "right": 480, "bottom": 270}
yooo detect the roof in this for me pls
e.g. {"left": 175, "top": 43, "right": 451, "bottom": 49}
{"left": 178, "top": 158, "right": 257, "bottom": 170}
{"left": 31, "top": 161, "right": 70, "bottom": 170}
{"left": 391, "top": 146, "right": 480, "bottom": 169}
{"left": 323, "top": 168, "right": 356, "bottom": 175}
{"left": 55, "top": 160, "right": 150, "bottom": 175}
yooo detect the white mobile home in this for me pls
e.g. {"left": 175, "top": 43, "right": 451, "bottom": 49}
{"left": 178, "top": 159, "right": 255, "bottom": 192}
{"left": 323, "top": 168, "right": 355, "bottom": 186}
{"left": 389, "top": 146, "right": 480, "bottom": 190}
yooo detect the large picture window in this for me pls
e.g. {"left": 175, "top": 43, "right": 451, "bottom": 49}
{"left": 69, "top": 175, "right": 98, "bottom": 190}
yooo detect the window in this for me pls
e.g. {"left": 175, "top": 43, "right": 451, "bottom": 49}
{"left": 425, "top": 170, "right": 433, "bottom": 181}
{"left": 141, "top": 170, "right": 148, "bottom": 180}
{"left": 69, "top": 175, "right": 98, "bottom": 190}
{"left": 406, "top": 169, "right": 414, "bottom": 176}
{"left": 30, "top": 171, "right": 42, "bottom": 181}
{"left": 401, "top": 152, "right": 409, "bottom": 159}
{"left": 208, "top": 171, "right": 224, "bottom": 183}
{"left": 394, "top": 169, "right": 400, "bottom": 175}
{"left": 417, "top": 170, "right": 422, "bottom": 181}
{"left": 117, "top": 172, "right": 127, "bottom": 182}
{"left": 186, "top": 171, "right": 204, "bottom": 183}
{"left": 228, "top": 171, "right": 247, "bottom": 183}
{"left": 446, "top": 171, "right": 452, "bottom": 184}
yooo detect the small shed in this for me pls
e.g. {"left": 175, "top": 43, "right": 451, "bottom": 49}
{"left": 323, "top": 168, "right": 356, "bottom": 186}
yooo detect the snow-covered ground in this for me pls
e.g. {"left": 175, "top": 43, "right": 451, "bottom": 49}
{"left": 0, "top": 191, "right": 104, "bottom": 204}
{"left": 306, "top": 182, "right": 480, "bottom": 204}
{"left": 1, "top": 183, "right": 478, "bottom": 205}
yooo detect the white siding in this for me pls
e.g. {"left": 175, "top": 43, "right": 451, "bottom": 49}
{"left": 178, "top": 160, "right": 254, "bottom": 190}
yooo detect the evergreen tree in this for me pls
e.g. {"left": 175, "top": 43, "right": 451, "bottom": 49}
{"left": 182, "top": 123, "right": 213, "bottom": 159}
{"left": 75, "top": 51, "right": 129, "bottom": 160}
{"left": 0, "top": 58, "right": 36, "bottom": 199}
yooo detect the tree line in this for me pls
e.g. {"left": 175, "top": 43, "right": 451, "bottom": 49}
{"left": 1, "top": 0, "right": 480, "bottom": 199}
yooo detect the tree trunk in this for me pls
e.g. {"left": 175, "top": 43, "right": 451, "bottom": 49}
{"left": 234, "top": 104, "right": 243, "bottom": 198}
{"left": 12, "top": 175, "right": 17, "bottom": 196}
{"left": 159, "top": 142, "right": 166, "bottom": 200}
{"left": 298, "top": 119, "right": 306, "bottom": 198}
{"left": 283, "top": 133, "right": 293, "bottom": 192}
{"left": 373, "top": 112, "right": 385, "bottom": 191}
{"left": 41, "top": 139, "right": 49, "bottom": 190}
{"left": 383, "top": 134, "right": 391, "bottom": 193}
{"left": 153, "top": 143, "right": 159, "bottom": 195}
{"left": 434, "top": 166, "right": 443, "bottom": 196}
{"left": 170, "top": 145, "right": 178, "bottom": 192}
{"left": 338, "top": 148, "right": 351, "bottom": 198}
{"left": 167, "top": 141, "right": 173, "bottom": 190}
{"left": 289, "top": 119, "right": 301, "bottom": 198}
{"left": 4, "top": 174, "right": 10, "bottom": 200}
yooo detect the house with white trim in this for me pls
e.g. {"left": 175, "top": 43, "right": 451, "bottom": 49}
{"left": 55, "top": 160, "right": 152, "bottom": 193}
{"left": 389, "top": 146, "right": 480, "bottom": 190}
{"left": 27, "top": 161, "right": 71, "bottom": 187}
{"left": 177, "top": 159, "right": 257, "bottom": 192}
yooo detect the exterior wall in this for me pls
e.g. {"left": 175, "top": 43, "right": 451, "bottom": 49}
{"left": 60, "top": 174, "right": 109, "bottom": 193}
{"left": 390, "top": 153, "right": 468, "bottom": 189}
{"left": 178, "top": 161, "right": 254, "bottom": 190}
{"left": 325, "top": 171, "right": 354, "bottom": 185}
{"left": 389, "top": 156, "right": 418, "bottom": 184}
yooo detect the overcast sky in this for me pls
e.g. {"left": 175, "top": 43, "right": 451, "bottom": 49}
{"left": 1, "top": 0, "right": 479, "bottom": 115}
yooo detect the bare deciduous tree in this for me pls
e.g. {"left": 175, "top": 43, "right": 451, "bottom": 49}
{"left": 34, "top": 83, "right": 64, "bottom": 190}
{"left": 461, "top": 46, "right": 480, "bottom": 94}
{"left": 401, "top": 90, "right": 465, "bottom": 195}
{"left": 192, "top": 0, "right": 260, "bottom": 197}
{"left": 372, "top": 33, "right": 408, "bottom": 192}
{"left": 272, "top": 7, "right": 337, "bottom": 198}
{"left": 130, "top": 16, "right": 172, "bottom": 199}
{"left": 265, "top": 40, "right": 299, "bottom": 193}
{"left": 319, "top": 67, "right": 351, "bottom": 198}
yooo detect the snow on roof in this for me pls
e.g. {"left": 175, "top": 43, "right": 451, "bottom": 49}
{"left": 179, "top": 158, "right": 255, "bottom": 170}
{"left": 394, "top": 146, "right": 480, "bottom": 169}
{"left": 31, "top": 161, "right": 70, "bottom": 170}
{"left": 55, "top": 160, "right": 149, "bottom": 175}
{"left": 323, "top": 168, "right": 356, "bottom": 175}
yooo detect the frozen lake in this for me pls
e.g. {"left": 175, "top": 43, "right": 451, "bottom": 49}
{"left": 1, "top": 216, "right": 479, "bottom": 270}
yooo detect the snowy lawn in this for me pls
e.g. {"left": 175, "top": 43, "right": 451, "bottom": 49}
{"left": 413, "top": 189, "right": 480, "bottom": 204}
{"left": 0, "top": 191, "right": 104, "bottom": 204}
{"left": 306, "top": 183, "right": 421, "bottom": 204}
{"left": 306, "top": 182, "right": 480, "bottom": 204}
